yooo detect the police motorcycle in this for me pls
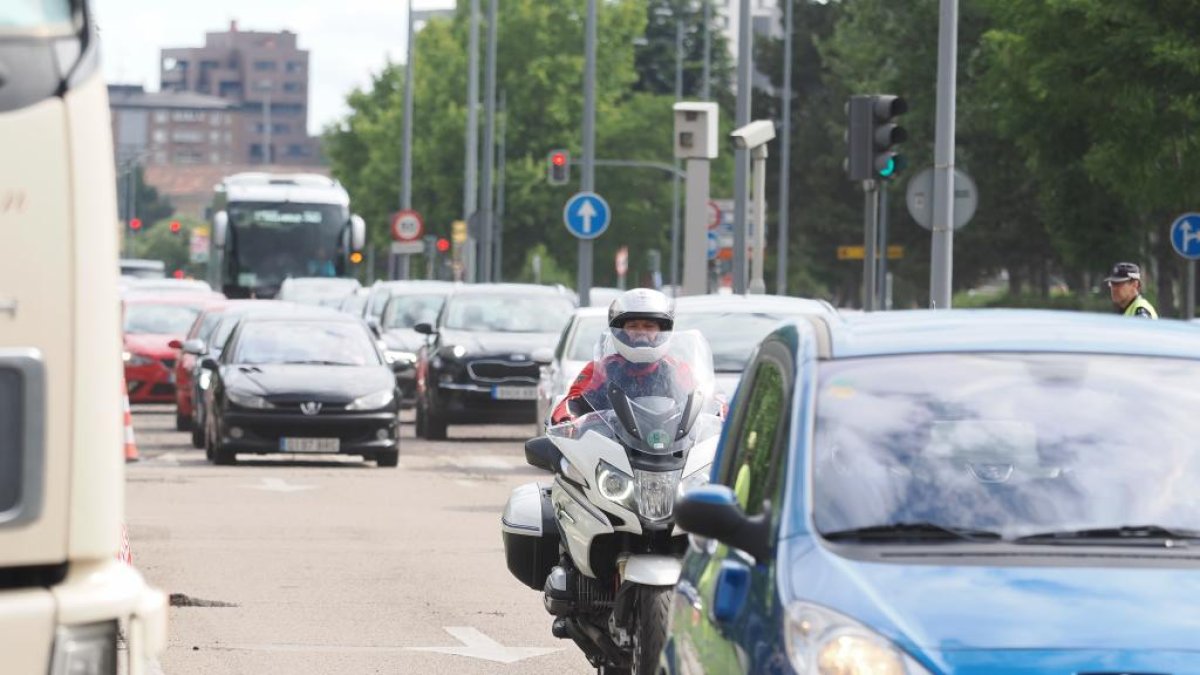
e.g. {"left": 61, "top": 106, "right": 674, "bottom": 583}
{"left": 502, "top": 329, "right": 722, "bottom": 673}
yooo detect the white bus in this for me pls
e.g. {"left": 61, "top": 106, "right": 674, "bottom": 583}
{"left": 0, "top": 2, "right": 166, "bottom": 673}
{"left": 209, "top": 172, "right": 367, "bottom": 298}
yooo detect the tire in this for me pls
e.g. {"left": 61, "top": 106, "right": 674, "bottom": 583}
{"left": 425, "top": 409, "right": 448, "bottom": 441}
{"left": 191, "top": 426, "right": 204, "bottom": 449}
{"left": 210, "top": 421, "right": 236, "bottom": 465}
{"left": 376, "top": 449, "right": 399, "bottom": 467}
{"left": 175, "top": 412, "right": 191, "bottom": 431}
{"left": 414, "top": 400, "right": 427, "bottom": 438}
{"left": 631, "top": 587, "right": 672, "bottom": 675}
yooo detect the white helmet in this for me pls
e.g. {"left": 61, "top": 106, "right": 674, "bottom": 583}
{"left": 607, "top": 289, "right": 674, "bottom": 363}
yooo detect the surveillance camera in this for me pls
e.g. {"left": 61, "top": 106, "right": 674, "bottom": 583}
{"left": 730, "top": 120, "right": 776, "bottom": 150}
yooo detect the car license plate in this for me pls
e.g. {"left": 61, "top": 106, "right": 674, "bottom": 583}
{"left": 279, "top": 437, "right": 340, "bottom": 453}
{"left": 492, "top": 385, "right": 537, "bottom": 400}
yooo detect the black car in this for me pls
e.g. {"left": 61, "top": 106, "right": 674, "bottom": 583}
{"left": 376, "top": 281, "right": 457, "bottom": 406}
{"left": 202, "top": 313, "right": 400, "bottom": 466}
{"left": 414, "top": 283, "right": 575, "bottom": 439}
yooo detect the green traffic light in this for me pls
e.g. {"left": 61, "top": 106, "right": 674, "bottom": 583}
{"left": 878, "top": 157, "right": 896, "bottom": 178}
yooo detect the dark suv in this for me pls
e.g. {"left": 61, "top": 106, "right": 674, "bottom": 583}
{"left": 414, "top": 284, "right": 575, "bottom": 439}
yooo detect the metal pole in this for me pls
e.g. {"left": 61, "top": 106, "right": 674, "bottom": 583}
{"left": 670, "top": 16, "right": 683, "bottom": 291}
{"left": 862, "top": 181, "right": 878, "bottom": 311}
{"left": 1187, "top": 260, "right": 1196, "bottom": 320}
{"left": 930, "top": 0, "right": 959, "bottom": 309}
{"left": 125, "top": 164, "right": 134, "bottom": 257}
{"left": 463, "top": 0, "right": 480, "bottom": 283}
{"left": 876, "top": 185, "right": 889, "bottom": 308}
{"left": 494, "top": 90, "right": 507, "bottom": 281}
{"left": 480, "top": 0, "right": 498, "bottom": 283}
{"left": 732, "top": 0, "right": 752, "bottom": 295}
{"left": 749, "top": 149, "right": 768, "bottom": 294}
{"left": 776, "top": 0, "right": 793, "bottom": 295}
{"left": 682, "top": 159, "right": 711, "bottom": 295}
{"left": 262, "top": 87, "right": 271, "bottom": 164}
{"left": 579, "top": 0, "right": 597, "bottom": 307}
{"left": 399, "top": 0, "right": 416, "bottom": 281}
{"left": 702, "top": 0, "right": 711, "bottom": 101}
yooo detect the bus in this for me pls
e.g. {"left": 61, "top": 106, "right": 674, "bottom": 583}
{"left": 0, "top": 1, "right": 166, "bottom": 672}
{"left": 209, "top": 172, "right": 367, "bottom": 298}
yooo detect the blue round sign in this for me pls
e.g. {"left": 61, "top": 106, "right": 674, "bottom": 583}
{"left": 1170, "top": 213, "right": 1200, "bottom": 260}
{"left": 707, "top": 231, "right": 719, "bottom": 261}
{"left": 563, "top": 192, "right": 611, "bottom": 240}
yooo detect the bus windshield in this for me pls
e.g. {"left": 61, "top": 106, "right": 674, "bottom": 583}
{"left": 226, "top": 202, "right": 348, "bottom": 293}
{"left": 1, "top": 1, "right": 72, "bottom": 31}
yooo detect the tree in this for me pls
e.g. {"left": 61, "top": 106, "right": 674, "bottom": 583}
{"left": 115, "top": 166, "right": 173, "bottom": 227}
{"left": 634, "top": 0, "right": 733, "bottom": 98}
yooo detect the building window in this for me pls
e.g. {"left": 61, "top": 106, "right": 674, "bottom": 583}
{"left": 254, "top": 122, "right": 290, "bottom": 134}
{"left": 171, "top": 130, "right": 205, "bottom": 143}
{"left": 209, "top": 113, "right": 222, "bottom": 126}
{"left": 174, "top": 150, "right": 204, "bottom": 164}
{"left": 223, "top": 131, "right": 232, "bottom": 144}
{"left": 209, "top": 131, "right": 221, "bottom": 143}
{"left": 287, "top": 144, "right": 309, "bottom": 157}
{"left": 152, "top": 129, "right": 167, "bottom": 144}
{"left": 154, "top": 111, "right": 167, "bottom": 123}
{"left": 253, "top": 60, "right": 277, "bottom": 71}
{"left": 219, "top": 82, "right": 242, "bottom": 98}
{"left": 285, "top": 61, "right": 303, "bottom": 73}
{"left": 210, "top": 152, "right": 221, "bottom": 163}
{"left": 172, "top": 110, "right": 202, "bottom": 122}
{"left": 282, "top": 81, "right": 302, "bottom": 93}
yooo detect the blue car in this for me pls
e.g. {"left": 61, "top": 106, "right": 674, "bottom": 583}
{"left": 663, "top": 310, "right": 1200, "bottom": 674}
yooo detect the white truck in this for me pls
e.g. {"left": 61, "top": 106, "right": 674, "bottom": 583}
{"left": 0, "top": 2, "right": 167, "bottom": 672}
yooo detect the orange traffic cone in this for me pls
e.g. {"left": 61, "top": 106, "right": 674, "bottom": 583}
{"left": 122, "top": 378, "right": 140, "bottom": 462}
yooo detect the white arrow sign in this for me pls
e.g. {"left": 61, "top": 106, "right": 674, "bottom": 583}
{"left": 244, "top": 477, "right": 316, "bottom": 493}
{"left": 407, "top": 627, "right": 560, "bottom": 664}
{"left": 577, "top": 200, "right": 597, "bottom": 234}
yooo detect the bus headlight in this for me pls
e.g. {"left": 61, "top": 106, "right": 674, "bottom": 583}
{"left": 50, "top": 620, "right": 118, "bottom": 675}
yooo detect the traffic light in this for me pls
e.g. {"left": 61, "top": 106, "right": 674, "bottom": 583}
{"left": 846, "top": 94, "right": 908, "bottom": 181}
{"left": 129, "top": 218, "right": 142, "bottom": 231}
{"left": 349, "top": 251, "right": 364, "bottom": 264}
{"left": 169, "top": 220, "right": 181, "bottom": 233}
{"left": 547, "top": 149, "right": 570, "bottom": 186}
{"left": 436, "top": 238, "right": 450, "bottom": 253}
{"left": 172, "top": 269, "right": 185, "bottom": 279}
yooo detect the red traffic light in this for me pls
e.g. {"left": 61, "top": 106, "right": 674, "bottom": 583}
{"left": 172, "top": 269, "right": 185, "bottom": 279}
{"left": 436, "top": 238, "right": 451, "bottom": 253}
{"left": 169, "top": 220, "right": 181, "bottom": 233}
{"left": 551, "top": 152, "right": 567, "bottom": 167}
{"left": 129, "top": 218, "right": 142, "bottom": 231}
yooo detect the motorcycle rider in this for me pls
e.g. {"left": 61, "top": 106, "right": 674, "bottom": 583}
{"left": 550, "top": 288, "right": 691, "bottom": 425}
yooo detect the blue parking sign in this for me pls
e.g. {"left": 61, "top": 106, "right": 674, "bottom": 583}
{"left": 707, "top": 231, "right": 719, "bottom": 261}
{"left": 563, "top": 192, "right": 611, "bottom": 240}
{"left": 1171, "top": 213, "right": 1200, "bottom": 260}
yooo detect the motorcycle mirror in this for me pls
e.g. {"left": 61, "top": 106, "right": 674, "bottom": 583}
{"left": 524, "top": 436, "right": 561, "bottom": 472}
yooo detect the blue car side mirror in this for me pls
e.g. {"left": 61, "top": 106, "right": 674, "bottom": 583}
{"left": 675, "top": 484, "right": 772, "bottom": 563}
{"left": 712, "top": 560, "right": 751, "bottom": 623}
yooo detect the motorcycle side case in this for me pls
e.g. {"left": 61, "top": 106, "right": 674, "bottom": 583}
{"left": 501, "top": 481, "right": 559, "bottom": 590}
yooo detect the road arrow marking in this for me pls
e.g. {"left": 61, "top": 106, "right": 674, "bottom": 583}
{"left": 407, "top": 626, "right": 560, "bottom": 664}
{"left": 244, "top": 477, "right": 316, "bottom": 493}
{"left": 577, "top": 199, "right": 597, "bottom": 234}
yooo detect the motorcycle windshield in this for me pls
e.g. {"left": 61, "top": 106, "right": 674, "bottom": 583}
{"left": 569, "top": 329, "right": 720, "bottom": 455}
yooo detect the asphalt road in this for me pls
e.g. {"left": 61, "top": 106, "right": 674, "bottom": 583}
{"left": 125, "top": 404, "right": 592, "bottom": 675}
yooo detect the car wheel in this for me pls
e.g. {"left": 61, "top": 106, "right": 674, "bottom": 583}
{"left": 210, "top": 420, "right": 236, "bottom": 465}
{"left": 175, "top": 412, "right": 191, "bottom": 431}
{"left": 376, "top": 449, "right": 399, "bottom": 468}
{"left": 191, "top": 426, "right": 204, "bottom": 449}
{"left": 414, "top": 400, "right": 428, "bottom": 439}
{"left": 425, "top": 406, "right": 448, "bottom": 441}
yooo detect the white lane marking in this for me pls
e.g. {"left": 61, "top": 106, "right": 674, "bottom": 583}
{"left": 407, "top": 626, "right": 561, "bottom": 664}
{"left": 242, "top": 477, "right": 316, "bottom": 493}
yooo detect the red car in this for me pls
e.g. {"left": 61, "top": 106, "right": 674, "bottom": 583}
{"left": 122, "top": 293, "right": 221, "bottom": 405}
{"left": 169, "top": 301, "right": 233, "bottom": 430}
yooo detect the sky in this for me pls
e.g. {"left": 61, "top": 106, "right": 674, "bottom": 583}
{"left": 93, "top": 0, "right": 455, "bottom": 136}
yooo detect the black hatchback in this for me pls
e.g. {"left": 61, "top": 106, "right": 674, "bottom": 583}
{"left": 202, "top": 314, "right": 400, "bottom": 466}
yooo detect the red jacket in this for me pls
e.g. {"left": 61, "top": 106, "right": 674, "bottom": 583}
{"left": 550, "top": 355, "right": 692, "bottom": 425}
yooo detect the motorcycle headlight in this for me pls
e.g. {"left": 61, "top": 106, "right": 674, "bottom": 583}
{"left": 785, "top": 602, "right": 930, "bottom": 675}
{"left": 677, "top": 464, "right": 712, "bottom": 500}
{"left": 635, "top": 469, "right": 682, "bottom": 520}
{"left": 226, "top": 390, "right": 274, "bottom": 409}
{"left": 50, "top": 620, "right": 118, "bottom": 675}
{"left": 346, "top": 389, "right": 395, "bottom": 411}
{"left": 596, "top": 460, "right": 635, "bottom": 507}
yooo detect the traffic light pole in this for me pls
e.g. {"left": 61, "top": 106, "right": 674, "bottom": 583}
{"left": 399, "top": 0, "right": 416, "bottom": 281}
{"left": 876, "top": 185, "right": 889, "bottom": 309}
{"left": 930, "top": 0, "right": 959, "bottom": 309}
{"left": 862, "top": 180, "right": 878, "bottom": 311}
{"left": 578, "top": 0, "right": 597, "bottom": 307}
{"left": 732, "top": 0, "right": 752, "bottom": 295}
{"left": 479, "top": 0, "right": 498, "bottom": 283}
{"left": 463, "top": 0, "right": 480, "bottom": 284}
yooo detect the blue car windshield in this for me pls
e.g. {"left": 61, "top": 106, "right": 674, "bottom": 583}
{"left": 812, "top": 353, "right": 1200, "bottom": 540}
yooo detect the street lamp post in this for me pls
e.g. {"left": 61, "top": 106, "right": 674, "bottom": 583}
{"left": 258, "top": 79, "right": 273, "bottom": 165}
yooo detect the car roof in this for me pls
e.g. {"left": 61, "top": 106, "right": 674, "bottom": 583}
{"left": 672, "top": 293, "right": 836, "bottom": 315}
{"left": 281, "top": 277, "right": 362, "bottom": 288}
{"left": 826, "top": 309, "right": 1200, "bottom": 360}
{"left": 373, "top": 280, "right": 459, "bottom": 292}
{"left": 445, "top": 282, "right": 577, "bottom": 299}
{"left": 122, "top": 292, "right": 224, "bottom": 305}
{"left": 238, "top": 312, "right": 365, "bottom": 327}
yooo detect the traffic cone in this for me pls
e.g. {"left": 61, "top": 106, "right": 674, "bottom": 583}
{"left": 122, "top": 378, "right": 140, "bottom": 462}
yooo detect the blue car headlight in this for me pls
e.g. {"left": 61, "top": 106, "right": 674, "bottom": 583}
{"left": 785, "top": 602, "right": 929, "bottom": 675}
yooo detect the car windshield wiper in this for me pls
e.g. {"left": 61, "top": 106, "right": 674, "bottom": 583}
{"left": 1013, "top": 525, "right": 1200, "bottom": 545}
{"left": 822, "top": 522, "right": 1002, "bottom": 543}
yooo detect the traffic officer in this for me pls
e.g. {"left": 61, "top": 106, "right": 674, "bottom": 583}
{"left": 1104, "top": 262, "right": 1157, "bottom": 318}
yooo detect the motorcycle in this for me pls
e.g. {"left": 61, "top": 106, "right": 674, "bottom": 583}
{"left": 501, "top": 329, "right": 723, "bottom": 673}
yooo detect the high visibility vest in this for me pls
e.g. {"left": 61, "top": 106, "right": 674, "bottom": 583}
{"left": 1124, "top": 295, "right": 1158, "bottom": 318}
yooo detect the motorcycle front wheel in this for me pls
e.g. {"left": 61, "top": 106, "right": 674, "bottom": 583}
{"left": 631, "top": 586, "right": 672, "bottom": 675}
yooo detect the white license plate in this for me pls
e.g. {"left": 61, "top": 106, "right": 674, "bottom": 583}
{"left": 492, "top": 386, "right": 537, "bottom": 400}
{"left": 279, "top": 437, "right": 340, "bottom": 453}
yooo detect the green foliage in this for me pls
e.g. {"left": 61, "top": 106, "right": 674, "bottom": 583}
{"left": 511, "top": 243, "right": 575, "bottom": 287}
{"left": 127, "top": 217, "right": 206, "bottom": 277}
{"left": 116, "top": 166, "right": 173, "bottom": 226}
{"left": 953, "top": 290, "right": 1113, "bottom": 313}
